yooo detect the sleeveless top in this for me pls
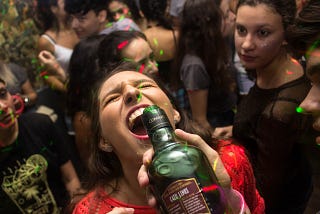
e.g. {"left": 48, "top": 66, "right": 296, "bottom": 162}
{"left": 41, "top": 34, "right": 73, "bottom": 73}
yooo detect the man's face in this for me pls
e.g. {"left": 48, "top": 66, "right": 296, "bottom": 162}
{"left": 70, "top": 10, "right": 106, "bottom": 39}
{"left": 0, "top": 82, "right": 16, "bottom": 129}
{"left": 299, "top": 45, "right": 320, "bottom": 144}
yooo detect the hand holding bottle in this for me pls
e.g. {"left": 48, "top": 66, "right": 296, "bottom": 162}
{"left": 138, "top": 129, "right": 231, "bottom": 204}
{"left": 138, "top": 128, "right": 249, "bottom": 213}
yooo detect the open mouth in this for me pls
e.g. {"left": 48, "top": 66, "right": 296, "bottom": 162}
{"left": 128, "top": 107, "right": 149, "bottom": 139}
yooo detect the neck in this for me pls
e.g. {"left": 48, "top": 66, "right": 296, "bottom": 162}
{"left": 110, "top": 161, "right": 148, "bottom": 205}
{"left": 256, "top": 50, "right": 303, "bottom": 89}
{"left": 0, "top": 122, "right": 18, "bottom": 148}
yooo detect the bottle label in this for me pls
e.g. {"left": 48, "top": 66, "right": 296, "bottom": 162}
{"left": 162, "top": 178, "right": 211, "bottom": 213}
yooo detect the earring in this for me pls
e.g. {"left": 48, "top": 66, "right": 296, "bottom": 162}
{"left": 100, "top": 139, "right": 113, "bottom": 152}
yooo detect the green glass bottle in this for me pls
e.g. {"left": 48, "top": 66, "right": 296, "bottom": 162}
{"left": 142, "top": 105, "right": 226, "bottom": 214}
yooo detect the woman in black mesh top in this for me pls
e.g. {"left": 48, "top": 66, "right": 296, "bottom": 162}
{"left": 232, "top": 0, "right": 313, "bottom": 213}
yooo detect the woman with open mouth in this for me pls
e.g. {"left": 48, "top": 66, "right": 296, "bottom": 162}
{"left": 71, "top": 62, "right": 264, "bottom": 214}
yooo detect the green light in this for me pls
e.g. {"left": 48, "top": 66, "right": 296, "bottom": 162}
{"left": 296, "top": 106, "right": 304, "bottom": 113}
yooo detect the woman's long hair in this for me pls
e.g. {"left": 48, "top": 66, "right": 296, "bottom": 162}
{"left": 173, "top": 0, "right": 234, "bottom": 93}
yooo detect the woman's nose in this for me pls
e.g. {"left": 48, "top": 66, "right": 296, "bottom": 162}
{"left": 241, "top": 35, "right": 255, "bottom": 50}
{"left": 145, "top": 60, "right": 158, "bottom": 74}
{"left": 123, "top": 85, "right": 141, "bottom": 105}
{"left": 299, "top": 85, "right": 320, "bottom": 114}
{"left": 71, "top": 17, "right": 79, "bottom": 28}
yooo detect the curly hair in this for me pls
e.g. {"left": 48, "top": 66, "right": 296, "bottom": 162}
{"left": 287, "top": 0, "right": 320, "bottom": 56}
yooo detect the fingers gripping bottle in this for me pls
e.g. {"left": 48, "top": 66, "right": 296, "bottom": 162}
{"left": 142, "top": 105, "right": 227, "bottom": 214}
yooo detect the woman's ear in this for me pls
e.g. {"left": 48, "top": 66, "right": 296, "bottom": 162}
{"left": 50, "top": 6, "right": 58, "bottom": 14}
{"left": 98, "top": 10, "right": 107, "bottom": 23}
{"left": 99, "top": 138, "right": 113, "bottom": 152}
{"left": 173, "top": 109, "right": 181, "bottom": 124}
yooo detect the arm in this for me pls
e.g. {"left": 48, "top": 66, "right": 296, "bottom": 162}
{"left": 38, "top": 36, "right": 67, "bottom": 92}
{"left": 20, "top": 79, "right": 37, "bottom": 106}
{"left": 38, "top": 50, "right": 67, "bottom": 82}
{"left": 187, "top": 89, "right": 214, "bottom": 133}
{"left": 45, "top": 75, "right": 67, "bottom": 92}
{"left": 60, "top": 160, "right": 82, "bottom": 197}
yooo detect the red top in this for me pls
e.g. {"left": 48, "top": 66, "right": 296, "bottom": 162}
{"left": 217, "top": 139, "right": 265, "bottom": 214}
{"left": 72, "top": 190, "right": 156, "bottom": 214}
{"left": 73, "top": 139, "right": 265, "bottom": 214}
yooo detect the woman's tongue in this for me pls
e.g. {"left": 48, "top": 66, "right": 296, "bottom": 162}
{"left": 132, "top": 125, "right": 147, "bottom": 136}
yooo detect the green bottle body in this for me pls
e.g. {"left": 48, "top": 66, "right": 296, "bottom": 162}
{"left": 142, "top": 106, "right": 226, "bottom": 214}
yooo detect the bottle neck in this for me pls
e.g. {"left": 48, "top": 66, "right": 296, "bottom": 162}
{"left": 150, "top": 126, "right": 177, "bottom": 152}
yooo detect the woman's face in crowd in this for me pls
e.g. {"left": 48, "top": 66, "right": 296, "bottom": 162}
{"left": 98, "top": 71, "right": 178, "bottom": 162}
{"left": 299, "top": 46, "right": 320, "bottom": 144}
{"left": 234, "top": 4, "right": 285, "bottom": 70}
{"left": 109, "top": 0, "right": 130, "bottom": 21}
{"left": 122, "top": 38, "right": 159, "bottom": 74}
{"left": 0, "top": 82, "right": 16, "bottom": 129}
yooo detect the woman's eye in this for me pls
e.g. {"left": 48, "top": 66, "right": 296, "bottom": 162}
{"left": 138, "top": 83, "right": 154, "bottom": 89}
{"left": 104, "top": 95, "right": 120, "bottom": 105}
{"left": 236, "top": 25, "right": 247, "bottom": 36}
{"left": 257, "top": 29, "right": 270, "bottom": 37}
{"left": 0, "top": 89, "right": 8, "bottom": 98}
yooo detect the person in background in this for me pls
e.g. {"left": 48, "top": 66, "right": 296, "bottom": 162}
{"left": 67, "top": 34, "right": 106, "bottom": 169}
{"left": 228, "top": 0, "right": 255, "bottom": 100}
{"left": 35, "top": 0, "right": 79, "bottom": 140}
{"left": 98, "top": 30, "right": 158, "bottom": 74}
{"left": 139, "top": 0, "right": 189, "bottom": 110}
{"left": 0, "top": 77, "right": 81, "bottom": 213}
{"left": 0, "top": 61, "right": 37, "bottom": 109}
{"left": 232, "top": 0, "right": 314, "bottom": 212}
{"left": 172, "top": 0, "right": 237, "bottom": 138}
{"left": 36, "top": 0, "right": 79, "bottom": 92}
{"left": 168, "top": 0, "right": 186, "bottom": 28}
{"left": 107, "top": 0, "right": 147, "bottom": 31}
{"left": 64, "top": 0, "right": 140, "bottom": 40}
{"left": 71, "top": 63, "right": 260, "bottom": 213}
{"left": 287, "top": 3, "right": 320, "bottom": 212}
{"left": 288, "top": 0, "right": 320, "bottom": 145}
